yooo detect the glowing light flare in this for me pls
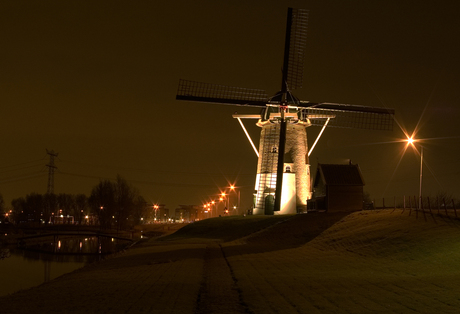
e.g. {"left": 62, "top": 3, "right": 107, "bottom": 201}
{"left": 404, "top": 134, "right": 424, "bottom": 158}
{"left": 382, "top": 141, "right": 411, "bottom": 196}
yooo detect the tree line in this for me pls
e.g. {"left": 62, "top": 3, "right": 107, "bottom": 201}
{"left": 1, "top": 175, "right": 150, "bottom": 230}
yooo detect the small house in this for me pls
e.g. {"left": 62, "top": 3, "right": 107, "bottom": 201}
{"left": 311, "top": 162, "right": 365, "bottom": 211}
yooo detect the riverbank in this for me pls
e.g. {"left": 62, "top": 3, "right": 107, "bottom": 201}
{"left": 2, "top": 210, "right": 460, "bottom": 313}
{"left": 0, "top": 222, "right": 184, "bottom": 246}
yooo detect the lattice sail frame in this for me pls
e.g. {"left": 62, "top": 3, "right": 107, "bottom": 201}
{"left": 176, "top": 79, "right": 268, "bottom": 106}
{"left": 301, "top": 104, "right": 395, "bottom": 131}
{"left": 286, "top": 8, "right": 308, "bottom": 90}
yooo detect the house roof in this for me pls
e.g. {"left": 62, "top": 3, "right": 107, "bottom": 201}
{"left": 315, "top": 163, "right": 365, "bottom": 186}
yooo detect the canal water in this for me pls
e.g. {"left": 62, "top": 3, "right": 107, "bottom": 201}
{"left": 0, "top": 236, "right": 132, "bottom": 297}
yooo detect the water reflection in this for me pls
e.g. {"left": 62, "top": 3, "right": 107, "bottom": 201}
{"left": 0, "top": 236, "right": 131, "bottom": 297}
{"left": 22, "top": 236, "right": 131, "bottom": 255}
{"left": 0, "top": 248, "right": 88, "bottom": 297}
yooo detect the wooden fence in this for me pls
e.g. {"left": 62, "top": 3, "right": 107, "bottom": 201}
{"left": 366, "top": 196, "right": 459, "bottom": 218}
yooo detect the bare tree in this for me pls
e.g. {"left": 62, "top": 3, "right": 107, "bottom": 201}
{"left": 114, "top": 175, "right": 138, "bottom": 230}
{"left": 75, "top": 194, "right": 88, "bottom": 225}
{"left": 132, "top": 196, "right": 147, "bottom": 226}
{"left": 11, "top": 197, "right": 26, "bottom": 224}
{"left": 43, "top": 193, "right": 58, "bottom": 224}
{"left": 0, "top": 193, "right": 4, "bottom": 215}
{"left": 89, "top": 180, "right": 116, "bottom": 229}
{"left": 57, "top": 193, "right": 76, "bottom": 224}
{"left": 25, "top": 193, "right": 44, "bottom": 224}
{"left": 89, "top": 175, "right": 141, "bottom": 230}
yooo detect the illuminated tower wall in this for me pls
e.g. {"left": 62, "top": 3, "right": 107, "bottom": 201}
{"left": 253, "top": 117, "right": 311, "bottom": 215}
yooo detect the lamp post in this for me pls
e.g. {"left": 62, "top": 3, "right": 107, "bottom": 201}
{"left": 419, "top": 145, "right": 423, "bottom": 210}
{"left": 229, "top": 185, "right": 240, "bottom": 215}
{"left": 207, "top": 203, "right": 211, "bottom": 218}
{"left": 219, "top": 195, "right": 224, "bottom": 215}
{"left": 221, "top": 192, "right": 229, "bottom": 215}
{"left": 204, "top": 201, "right": 216, "bottom": 218}
{"left": 153, "top": 204, "right": 159, "bottom": 223}
{"left": 211, "top": 200, "right": 216, "bottom": 217}
{"left": 408, "top": 137, "right": 423, "bottom": 210}
{"left": 203, "top": 203, "right": 208, "bottom": 218}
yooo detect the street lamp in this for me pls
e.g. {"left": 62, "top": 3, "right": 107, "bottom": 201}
{"left": 407, "top": 137, "right": 423, "bottom": 209}
{"left": 153, "top": 204, "right": 159, "bottom": 223}
{"left": 203, "top": 203, "right": 212, "bottom": 218}
{"left": 218, "top": 195, "right": 225, "bottom": 216}
{"left": 221, "top": 192, "right": 229, "bottom": 215}
{"left": 211, "top": 200, "right": 216, "bottom": 217}
{"left": 229, "top": 185, "right": 241, "bottom": 215}
{"left": 208, "top": 203, "right": 213, "bottom": 217}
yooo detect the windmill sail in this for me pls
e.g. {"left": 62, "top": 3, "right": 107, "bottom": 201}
{"left": 176, "top": 79, "right": 268, "bottom": 107}
{"left": 301, "top": 102, "right": 395, "bottom": 131}
{"left": 284, "top": 8, "right": 309, "bottom": 91}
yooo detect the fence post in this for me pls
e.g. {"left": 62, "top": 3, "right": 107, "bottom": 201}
{"left": 443, "top": 198, "right": 448, "bottom": 216}
{"left": 452, "top": 199, "right": 457, "bottom": 218}
{"left": 402, "top": 195, "right": 406, "bottom": 214}
{"left": 421, "top": 197, "right": 427, "bottom": 221}
{"left": 408, "top": 195, "right": 412, "bottom": 216}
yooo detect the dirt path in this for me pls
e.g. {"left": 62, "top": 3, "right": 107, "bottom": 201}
{"left": 196, "top": 243, "right": 248, "bottom": 314}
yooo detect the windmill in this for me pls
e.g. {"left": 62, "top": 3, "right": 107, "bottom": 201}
{"left": 176, "top": 8, "right": 394, "bottom": 215}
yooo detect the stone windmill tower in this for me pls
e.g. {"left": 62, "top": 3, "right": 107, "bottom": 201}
{"left": 250, "top": 106, "right": 312, "bottom": 215}
{"left": 176, "top": 8, "right": 394, "bottom": 215}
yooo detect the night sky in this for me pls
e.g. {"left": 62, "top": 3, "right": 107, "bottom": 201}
{"left": 1, "top": 0, "right": 459, "bottom": 211}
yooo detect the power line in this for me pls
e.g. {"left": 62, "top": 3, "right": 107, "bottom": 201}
{"left": 59, "top": 171, "right": 219, "bottom": 188}
{"left": 0, "top": 159, "right": 45, "bottom": 170}
{"left": 59, "top": 159, "right": 255, "bottom": 177}
{"left": 0, "top": 172, "right": 46, "bottom": 185}
{"left": 0, "top": 163, "right": 44, "bottom": 175}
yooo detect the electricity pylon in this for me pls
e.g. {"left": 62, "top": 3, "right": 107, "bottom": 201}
{"left": 46, "top": 149, "right": 58, "bottom": 194}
